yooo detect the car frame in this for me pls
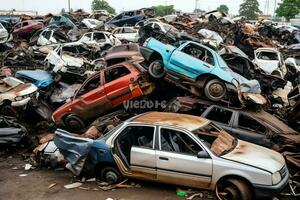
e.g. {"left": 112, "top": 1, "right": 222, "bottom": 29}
{"left": 55, "top": 112, "right": 289, "bottom": 200}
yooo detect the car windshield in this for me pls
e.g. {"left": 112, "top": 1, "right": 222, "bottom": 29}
{"left": 163, "top": 23, "right": 179, "bottom": 33}
{"left": 192, "top": 122, "right": 236, "bottom": 156}
{"left": 257, "top": 51, "right": 278, "bottom": 60}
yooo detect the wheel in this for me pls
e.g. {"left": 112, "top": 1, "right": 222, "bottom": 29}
{"left": 204, "top": 79, "right": 226, "bottom": 101}
{"left": 148, "top": 60, "right": 165, "bottom": 79}
{"left": 54, "top": 74, "right": 62, "bottom": 82}
{"left": 217, "top": 178, "right": 252, "bottom": 200}
{"left": 64, "top": 114, "right": 85, "bottom": 133}
{"left": 100, "top": 166, "right": 122, "bottom": 184}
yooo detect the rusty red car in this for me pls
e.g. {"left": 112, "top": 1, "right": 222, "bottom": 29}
{"left": 12, "top": 20, "right": 44, "bottom": 37}
{"left": 52, "top": 61, "right": 155, "bottom": 132}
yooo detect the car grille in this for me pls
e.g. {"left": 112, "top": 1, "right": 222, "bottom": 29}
{"left": 279, "top": 165, "right": 288, "bottom": 178}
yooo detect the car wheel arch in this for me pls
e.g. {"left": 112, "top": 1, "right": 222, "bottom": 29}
{"left": 149, "top": 51, "right": 163, "bottom": 63}
{"left": 196, "top": 74, "right": 220, "bottom": 88}
{"left": 216, "top": 174, "right": 254, "bottom": 192}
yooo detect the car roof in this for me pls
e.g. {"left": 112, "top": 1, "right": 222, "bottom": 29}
{"left": 130, "top": 112, "right": 210, "bottom": 131}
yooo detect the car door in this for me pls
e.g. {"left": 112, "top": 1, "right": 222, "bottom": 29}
{"left": 201, "top": 106, "right": 234, "bottom": 133}
{"left": 156, "top": 127, "right": 212, "bottom": 189}
{"left": 231, "top": 112, "right": 273, "bottom": 147}
{"left": 72, "top": 72, "right": 110, "bottom": 121}
{"left": 103, "top": 65, "right": 137, "bottom": 106}
{"left": 168, "top": 42, "right": 215, "bottom": 80}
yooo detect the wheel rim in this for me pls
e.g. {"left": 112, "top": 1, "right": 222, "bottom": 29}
{"left": 68, "top": 119, "right": 83, "bottom": 132}
{"left": 208, "top": 83, "right": 224, "bottom": 98}
{"left": 150, "top": 62, "right": 164, "bottom": 76}
{"left": 105, "top": 171, "right": 118, "bottom": 183}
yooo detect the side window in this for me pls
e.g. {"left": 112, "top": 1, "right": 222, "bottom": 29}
{"left": 182, "top": 43, "right": 215, "bottom": 66}
{"left": 206, "top": 107, "right": 233, "bottom": 125}
{"left": 44, "top": 31, "right": 52, "bottom": 40}
{"left": 117, "top": 125, "right": 155, "bottom": 163}
{"left": 154, "top": 23, "right": 160, "bottom": 30}
{"left": 93, "top": 32, "right": 105, "bottom": 41}
{"left": 22, "top": 22, "right": 29, "bottom": 27}
{"left": 104, "top": 66, "right": 130, "bottom": 83}
{"left": 238, "top": 114, "right": 267, "bottom": 134}
{"left": 79, "top": 22, "right": 88, "bottom": 29}
{"left": 77, "top": 74, "right": 101, "bottom": 96}
{"left": 81, "top": 33, "right": 92, "bottom": 41}
{"left": 160, "top": 128, "right": 202, "bottom": 155}
{"left": 124, "top": 28, "right": 135, "bottom": 33}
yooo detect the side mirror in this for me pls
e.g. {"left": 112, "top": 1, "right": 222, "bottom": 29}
{"left": 197, "top": 151, "right": 210, "bottom": 159}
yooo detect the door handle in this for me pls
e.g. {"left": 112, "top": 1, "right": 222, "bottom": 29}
{"left": 159, "top": 157, "right": 169, "bottom": 161}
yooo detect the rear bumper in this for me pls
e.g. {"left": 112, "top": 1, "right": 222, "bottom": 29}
{"left": 254, "top": 171, "right": 289, "bottom": 198}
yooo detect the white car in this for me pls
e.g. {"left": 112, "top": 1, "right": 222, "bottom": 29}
{"left": 253, "top": 48, "right": 287, "bottom": 78}
{"left": 0, "top": 77, "right": 37, "bottom": 108}
{"left": 147, "top": 21, "right": 179, "bottom": 34}
{"left": 285, "top": 57, "right": 300, "bottom": 72}
{"left": 0, "top": 23, "right": 9, "bottom": 44}
{"left": 80, "top": 19, "right": 103, "bottom": 29}
{"left": 112, "top": 27, "right": 139, "bottom": 42}
{"left": 79, "top": 31, "right": 121, "bottom": 50}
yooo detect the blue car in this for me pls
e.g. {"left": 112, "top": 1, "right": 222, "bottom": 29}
{"left": 108, "top": 8, "right": 154, "bottom": 27}
{"left": 142, "top": 38, "right": 265, "bottom": 104}
{"left": 15, "top": 70, "right": 54, "bottom": 89}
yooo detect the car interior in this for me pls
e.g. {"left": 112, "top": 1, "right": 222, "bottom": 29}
{"left": 182, "top": 43, "right": 215, "bottom": 66}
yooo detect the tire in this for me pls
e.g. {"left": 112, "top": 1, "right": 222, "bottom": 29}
{"left": 217, "top": 178, "right": 252, "bottom": 200}
{"left": 148, "top": 59, "right": 165, "bottom": 79}
{"left": 100, "top": 166, "right": 122, "bottom": 184}
{"left": 204, "top": 79, "right": 226, "bottom": 101}
{"left": 54, "top": 74, "right": 62, "bottom": 82}
{"left": 64, "top": 114, "right": 85, "bottom": 133}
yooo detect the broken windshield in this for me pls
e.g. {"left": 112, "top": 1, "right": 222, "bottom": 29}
{"left": 192, "top": 122, "right": 236, "bottom": 156}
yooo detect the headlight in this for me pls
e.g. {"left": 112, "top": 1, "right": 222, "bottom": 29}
{"left": 272, "top": 171, "right": 281, "bottom": 185}
{"left": 15, "top": 96, "right": 23, "bottom": 101}
{"left": 232, "top": 79, "right": 239, "bottom": 88}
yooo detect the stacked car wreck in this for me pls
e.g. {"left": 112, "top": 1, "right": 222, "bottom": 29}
{"left": 0, "top": 8, "right": 299, "bottom": 200}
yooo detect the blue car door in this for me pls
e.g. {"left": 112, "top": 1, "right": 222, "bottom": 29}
{"left": 168, "top": 42, "right": 215, "bottom": 80}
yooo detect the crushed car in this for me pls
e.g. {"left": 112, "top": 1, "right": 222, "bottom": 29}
{"left": 0, "top": 77, "right": 38, "bottom": 115}
{"left": 142, "top": 38, "right": 266, "bottom": 105}
{"left": 54, "top": 112, "right": 289, "bottom": 200}
{"left": 112, "top": 27, "right": 139, "bottom": 43}
{"left": 12, "top": 20, "right": 44, "bottom": 38}
{"left": 78, "top": 31, "right": 121, "bottom": 50}
{"left": 52, "top": 61, "right": 155, "bottom": 132}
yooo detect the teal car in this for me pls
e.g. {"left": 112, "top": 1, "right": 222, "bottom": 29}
{"left": 142, "top": 38, "right": 265, "bottom": 104}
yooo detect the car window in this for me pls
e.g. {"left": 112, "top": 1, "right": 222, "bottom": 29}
{"left": 116, "top": 125, "right": 155, "bottom": 164}
{"left": 62, "top": 46, "right": 78, "bottom": 54}
{"left": 238, "top": 114, "right": 267, "bottom": 134}
{"left": 104, "top": 66, "right": 130, "bottom": 83}
{"left": 206, "top": 107, "right": 233, "bottom": 125}
{"left": 154, "top": 23, "right": 160, "bottom": 30}
{"left": 182, "top": 43, "right": 215, "bottom": 66}
{"left": 77, "top": 74, "right": 101, "bottom": 96}
{"left": 124, "top": 28, "right": 135, "bottom": 33}
{"left": 44, "top": 31, "right": 52, "bottom": 40}
{"left": 22, "top": 22, "right": 29, "bottom": 26}
{"left": 160, "top": 128, "right": 202, "bottom": 156}
{"left": 257, "top": 51, "right": 278, "bottom": 60}
{"left": 82, "top": 33, "right": 92, "bottom": 41}
{"left": 93, "top": 32, "right": 105, "bottom": 41}
{"left": 79, "top": 22, "right": 88, "bottom": 29}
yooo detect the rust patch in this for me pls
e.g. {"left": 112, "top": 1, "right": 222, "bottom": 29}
{"left": 133, "top": 112, "right": 209, "bottom": 131}
{"left": 9, "top": 83, "right": 31, "bottom": 96}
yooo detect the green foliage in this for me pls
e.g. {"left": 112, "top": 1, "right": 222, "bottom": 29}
{"left": 217, "top": 5, "right": 229, "bottom": 14}
{"left": 276, "top": 0, "right": 300, "bottom": 21}
{"left": 239, "top": 0, "right": 262, "bottom": 20}
{"left": 152, "top": 5, "right": 175, "bottom": 17}
{"left": 91, "top": 0, "right": 115, "bottom": 14}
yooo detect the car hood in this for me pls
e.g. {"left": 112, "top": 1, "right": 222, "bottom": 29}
{"left": 255, "top": 60, "right": 279, "bottom": 74}
{"left": 9, "top": 83, "right": 38, "bottom": 96}
{"left": 222, "top": 140, "right": 285, "bottom": 173}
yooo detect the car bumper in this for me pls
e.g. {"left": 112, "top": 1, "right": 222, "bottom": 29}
{"left": 11, "top": 97, "right": 31, "bottom": 107}
{"left": 254, "top": 171, "right": 289, "bottom": 198}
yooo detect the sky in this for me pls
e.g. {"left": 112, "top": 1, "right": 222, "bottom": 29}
{"left": 0, "top": 0, "right": 280, "bottom": 16}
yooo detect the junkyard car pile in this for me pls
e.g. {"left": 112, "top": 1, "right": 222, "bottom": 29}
{"left": 0, "top": 8, "right": 299, "bottom": 200}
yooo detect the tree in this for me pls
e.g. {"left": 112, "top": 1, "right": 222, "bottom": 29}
{"left": 239, "top": 0, "right": 262, "bottom": 20}
{"left": 91, "top": 0, "right": 115, "bottom": 14}
{"left": 152, "top": 5, "right": 175, "bottom": 16}
{"left": 217, "top": 5, "right": 229, "bottom": 14}
{"left": 276, "top": 0, "right": 300, "bottom": 21}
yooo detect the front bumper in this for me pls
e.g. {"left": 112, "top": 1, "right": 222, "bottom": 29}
{"left": 254, "top": 171, "right": 289, "bottom": 198}
{"left": 11, "top": 97, "right": 31, "bottom": 107}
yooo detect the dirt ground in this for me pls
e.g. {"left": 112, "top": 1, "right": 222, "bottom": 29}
{"left": 0, "top": 154, "right": 216, "bottom": 200}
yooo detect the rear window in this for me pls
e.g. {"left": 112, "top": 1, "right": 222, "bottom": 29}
{"left": 206, "top": 107, "right": 233, "bottom": 125}
{"left": 257, "top": 51, "right": 278, "bottom": 60}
